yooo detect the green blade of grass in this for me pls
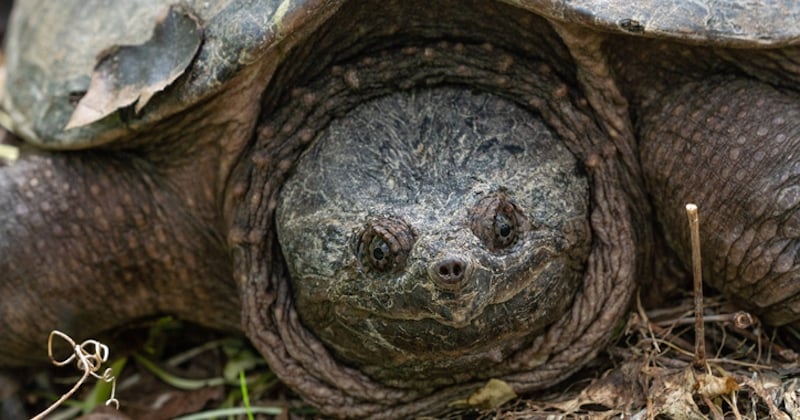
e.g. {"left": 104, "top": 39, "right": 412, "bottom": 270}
{"left": 239, "top": 370, "right": 254, "bottom": 420}
{"left": 133, "top": 354, "right": 227, "bottom": 390}
{"left": 82, "top": 356, "right": 127, "bottom": 414}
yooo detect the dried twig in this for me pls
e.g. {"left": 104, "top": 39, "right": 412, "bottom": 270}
{"left": 636, "top": 291, "right": 661, "bottom": 353}
{"left": 30, "top": 330, "right": 119, "bottom": 420}
{"left": 654, "top": 311, "right": 753, "bottom": 328}
{"left": 686, "top": 203, "right": 706, "bottom": 368}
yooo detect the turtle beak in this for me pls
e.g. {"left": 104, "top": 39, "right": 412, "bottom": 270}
{"left": 423, "top": 252, "right": 494, "bottom": 327}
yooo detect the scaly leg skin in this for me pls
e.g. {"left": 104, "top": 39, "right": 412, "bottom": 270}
{"left": 611, "top": 39, "right": 800, "bottom": 325}
{"left": 0, "top": 135, "right": 239, "bottom": 367}
{"left": 640, "top": 78, "right": 800, "bottom": 325}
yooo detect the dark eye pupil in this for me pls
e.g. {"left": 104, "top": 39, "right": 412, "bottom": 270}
{"left": 372, "top": 242, "right": 388, "bottom": 260}
{"left": 495, "top": 213, "right": 513, "bottom": 238}
{"left": 499, "top": 223, "right": 511, "bottom": 237}
{"left": 367, "top": 236, "right": 394, "bottom": 269}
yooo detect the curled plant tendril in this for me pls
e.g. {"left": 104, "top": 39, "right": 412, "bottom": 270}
{"left": 31, "top": 330, "right": 120, "bottom": 420}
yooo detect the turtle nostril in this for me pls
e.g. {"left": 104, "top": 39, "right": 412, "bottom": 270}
{"left": 452, "top": 264, "right": 461, "bottom": 276}
{"left": 432, "top": 257, "right": 468, "bottom": 289}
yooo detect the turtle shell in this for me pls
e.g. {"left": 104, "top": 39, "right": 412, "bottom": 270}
{"left": 1, "top": 0, "right": 343, "bottom": 148}
{"left": 3, "top": 0, "right": 797, "bottom": 148}
{"left": 531, "top": 0, "right": 800, "bottom": 47}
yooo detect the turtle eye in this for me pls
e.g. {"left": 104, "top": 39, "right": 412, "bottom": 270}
{"left": 358, "top": 218, "right": 415, "bottom": 272}
{"left": 471, "top": 194, "right": 526, "bottom": 252}
{"left": 493, "top": 211, "right": 516, "bottom": 248}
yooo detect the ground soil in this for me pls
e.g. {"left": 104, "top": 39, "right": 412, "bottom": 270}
{"left": 14, "top": 289, "right": 800, "bottom": 419}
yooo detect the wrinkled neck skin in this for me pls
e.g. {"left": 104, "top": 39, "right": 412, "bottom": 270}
{"left": 232, "top": 0, "right": 643, "bottom": 417}
{"left": 0, "top": 66, "right": 270, "bottom": 364}
{"left": 235, "top": 1, "right": 800, "bottom": 417}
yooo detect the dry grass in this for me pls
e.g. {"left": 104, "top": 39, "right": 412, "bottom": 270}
{"left": 478, "top": 204, "right": 800, "bottom": 419}
{"left": 479, "top": 293, "right": 800, "bottom": 419}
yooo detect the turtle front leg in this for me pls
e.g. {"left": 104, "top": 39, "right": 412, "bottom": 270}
{"left": 641, "top": 77, "right": 800, "bottom": 325}
{"left": 0, "top": 137, "right": 239, "bottom": 366}
{"left": 623, "top": 49, "right": 800, "bottom": 325}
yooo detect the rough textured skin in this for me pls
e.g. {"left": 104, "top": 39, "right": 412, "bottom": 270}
{"left": 0, "top": 149, "right": 240, "bottom": 365}
{"left": 277, "top": 88, "right": 591, "bottom": 386}
{"left": 1, "top": 0, "right": 800, "bottom": 418}
{"left": 232, "top": 1, "right": 640, "bottom": 416}
{"left": 608, "top": 38, "right": 800, "bottom": 325}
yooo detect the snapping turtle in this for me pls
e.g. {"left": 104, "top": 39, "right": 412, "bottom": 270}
{"left": 1, "top": 0, "right": 800, "bottom": 417}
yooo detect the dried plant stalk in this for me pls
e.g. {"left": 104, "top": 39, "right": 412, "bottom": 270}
{"left": 686, "top": 203, "right": 706, "bottom": 368}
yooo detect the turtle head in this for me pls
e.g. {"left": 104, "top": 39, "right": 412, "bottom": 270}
{"left": 276, "top": 87, "right": 590, "bottom": 384}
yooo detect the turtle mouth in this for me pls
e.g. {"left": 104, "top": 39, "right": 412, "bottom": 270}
{"left": 347, "top": 262, "right": 497, "bottom": 329}
{"left": 353, "top": 246, "right": 574, "bottom": 329}
{"left": 340, "top": 253, "right": 574, "bottom": 325}
{"left": 305, "top": 252, "right": 584, "bottom": 385}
